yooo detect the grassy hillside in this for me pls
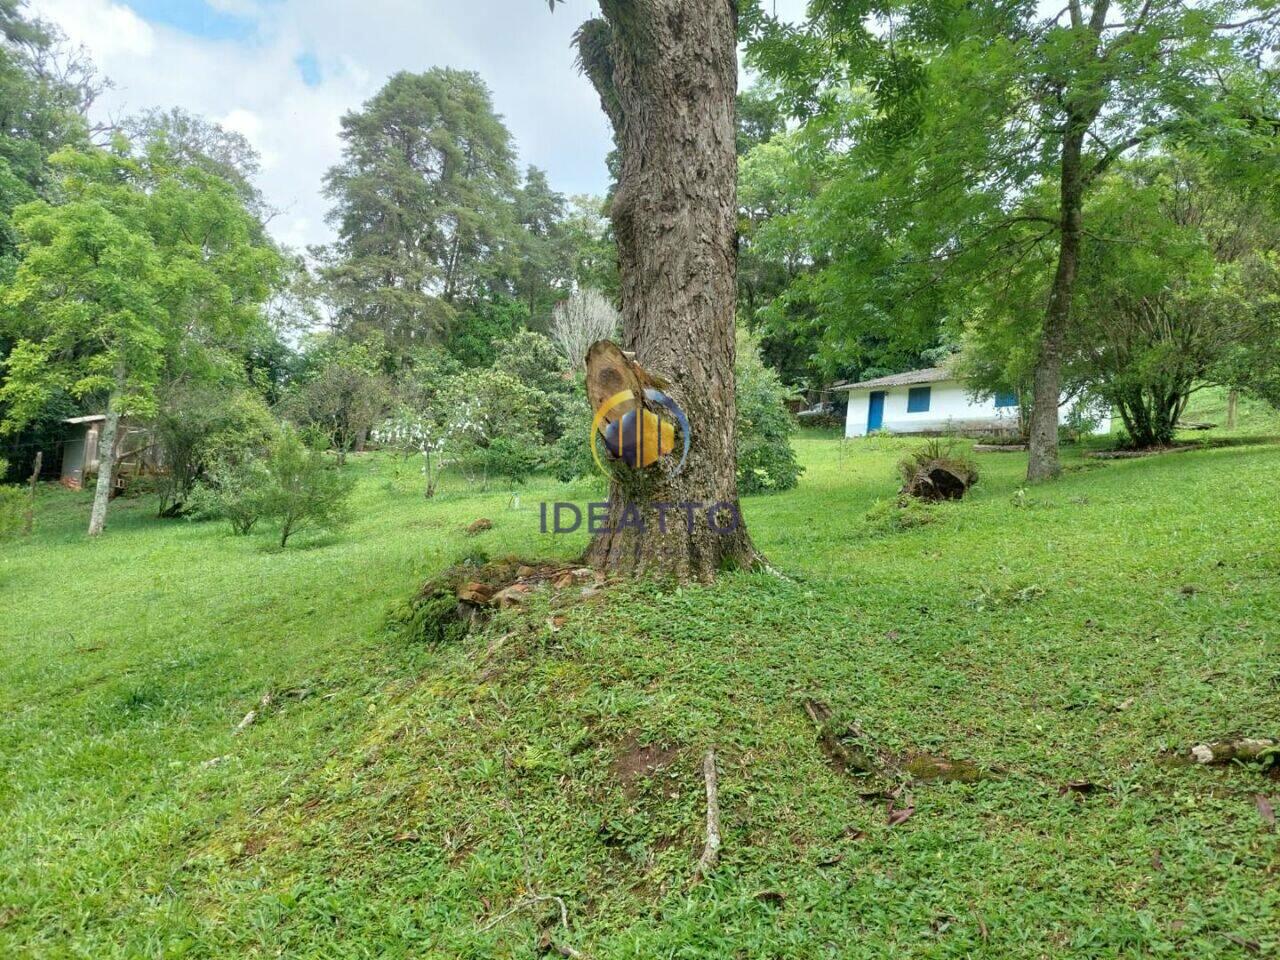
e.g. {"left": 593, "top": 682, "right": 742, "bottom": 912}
{"left": 2, "top": 432, "right": 1278, "bottom": 958}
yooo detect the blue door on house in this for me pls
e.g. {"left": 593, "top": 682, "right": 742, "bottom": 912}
{"left": 867, "top": 391, "right": 886, "bottom": 432}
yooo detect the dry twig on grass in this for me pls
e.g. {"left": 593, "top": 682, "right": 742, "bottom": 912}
{"left": 692, "top": 748, "right": 722, "bottom": 882}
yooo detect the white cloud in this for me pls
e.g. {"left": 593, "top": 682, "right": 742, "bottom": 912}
{"left": 38, "top": 0, "right": 154, "bottom": 57}
{"left": 29, "top": 0, "right": 613, "bottom": 251}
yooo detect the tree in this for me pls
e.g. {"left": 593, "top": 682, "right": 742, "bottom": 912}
{"left": 549, "top": 288, "right": 619, "bottom": 370}
{"left": 736, "top": 80, "right": 787, "bottom": 157}
{"left": 440, "top": 365, "right": 549, "bottom": 491}
{"left": 262, "top": 427, "right": 356, "bottom": 547}
{"left": 0, "top": 144, "right": 281, "bottom": 535}
{"left": 1071, "top": 157, "right": 1280, "bottom": 445}
{"left": 320, "top": 69, "right": 519, "bottom": 358}
{"left": 281, "top": 338, "right": 392, "bottom": 464}
{"left": 124, "top": 107, "right": 265, "bottom": 216}
{"left": 513, "top": 166, "right": 572, "bottom": 325}
{"left": 735, "top": 334, "right": 804, "bottom": 494}
{"left": 747, "top": 0, "right": 1280, "bottom": 480}
{"left": 552, "top": 0, "right": 760, "bottom": 579}
{"left": 154, "top": 383, "right": 275, "bottom": 516}
{"left": 561, "top": 194, "right": 619, "bottom": 301}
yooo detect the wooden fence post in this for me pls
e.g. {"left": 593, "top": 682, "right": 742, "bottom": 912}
{"left": 24, "top": 450, "right": 41, "bottom": 536}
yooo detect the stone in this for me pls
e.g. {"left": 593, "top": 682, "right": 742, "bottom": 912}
{"left": 457, "top": 582, "right": 494, "bottom": 605}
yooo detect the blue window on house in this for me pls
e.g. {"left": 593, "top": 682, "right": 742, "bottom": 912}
{"left": 995, "top": 390, "right": 1019, "bottom": 408}
{"left": 907, "top": 386, "right": 931, "bottom": 413}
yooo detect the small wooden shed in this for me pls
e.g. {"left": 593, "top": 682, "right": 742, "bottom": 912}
{"left": 60, "top": 415, "right": 161, "bottom": 490}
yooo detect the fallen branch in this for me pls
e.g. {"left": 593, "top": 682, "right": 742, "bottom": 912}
{"left": 1187, "top": 738, "right": 1278, "bottom": 765}
{"left": 692, "top": 748, "right": 721, "bottom": 882}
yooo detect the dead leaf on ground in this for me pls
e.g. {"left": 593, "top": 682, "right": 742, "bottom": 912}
{"left": 1151, "top": 848, "right": 1163, "bottom": 871}
{"left": 886, "top": 801, "right": 915, "bottom": 827}
{"left": 393, "top": 832, "right": 420, "bottom": 843}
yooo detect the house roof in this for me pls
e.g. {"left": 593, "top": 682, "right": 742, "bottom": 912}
{"left": 834, "top": 367, "right": 954, "bottom": 392}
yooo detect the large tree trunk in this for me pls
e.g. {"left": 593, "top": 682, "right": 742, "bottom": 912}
{"left": 576, "top": 0, "right": 758, "bottom": 580}
{"left": 1028, "top": 108, "right": 1093, "bottom": 482}
{"left": 87, "top": 372, "right": 124, "bottom": 537}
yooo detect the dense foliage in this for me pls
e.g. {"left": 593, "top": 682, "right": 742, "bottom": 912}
{"left": 735, "top": 336, "right": 804, "bottom": 493}
{"left": 740, "top": 0, "right": 1280, "bottom": 468}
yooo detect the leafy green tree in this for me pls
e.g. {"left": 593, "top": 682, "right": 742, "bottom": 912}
{"left": 444, "top": 295, "right": 527, "bottom": 368}
{"left": 961, "top": 154, "right": 1280, "bottom": 446}
{"left": 281, "top": 337, "right": 392, "bottom": 464}
{"left": 263, "top": 427, "right": 356, "bottom": 547}
{"left": 512, "top": 166, "right": 572, "bottom": 325}
{"left": 560, "top": 195, "right": 618, "bottom": 302}
{"left": 0, "top": 144, "right": 282, "bottom": 535}
{"left": 747, "top": 0, "right": 1280, "bottom": 480}
{"left": 441, "top": 366, "right": 549, "bottom": 491}
{"left": 1072, "top": 158, "right": 1280, "bottom": 445}
{"left": 737, "top": 81, "right": 787, "bottom": 157}
{"left": 736, "top": 335, "right": 804, "bottom": 494}
{"left": 320, "top": 69, "right": 519, "bottom": 357}
{"left": 0, "top": 0, "right": 99, "bottom": 460}
{"left": 154, "top": 383, "right": 276, "bottom": 516}
{"left": 124, "top": 107, "right": 265, "bottom": 217}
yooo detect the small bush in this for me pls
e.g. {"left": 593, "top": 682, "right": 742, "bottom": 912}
{"left": 188, "top": 428, "right": 356, "bottom": 545}
{"left": 1059, "top": 401, "right": 1105, "bottom": 445}
{"left": 0, "top": 484, "right": 25, "bottom": 539}
{"left": 155, "top": 385, "right": 277, "bottom": 516}
{"left": 263, "top": 428, "right": 357, "bottom": 547}
{"left": 187, "top": 458, "right": 275, "bottom": 535}
{"left": 737, "top": 336, "right": 804, "bottom": 494}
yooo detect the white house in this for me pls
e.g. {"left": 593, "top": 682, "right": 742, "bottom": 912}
{"left": 837, "top": 367, "right": 1111, "bottom": 438}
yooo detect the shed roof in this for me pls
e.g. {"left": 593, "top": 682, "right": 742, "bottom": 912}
{"left": 834, "top": 367, "right": 954, "bottom": 392}
{"left": 65, "top": 415, "right": 107, "bottom": 424}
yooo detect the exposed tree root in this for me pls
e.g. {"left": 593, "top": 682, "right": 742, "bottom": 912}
{"left": 692, "top": 748, "right": 721, "bottom": 883}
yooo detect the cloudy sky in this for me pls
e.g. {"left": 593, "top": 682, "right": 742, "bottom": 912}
{"left": 32, "top": 0, "right": 809, "bottom": 252}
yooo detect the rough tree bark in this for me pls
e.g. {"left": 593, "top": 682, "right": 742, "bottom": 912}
{"left": 573, "top": 0, "right": 759, "bottom": 580}
{"left": 1027, "top": 120, "right": 1084, "bottom": 482}
{"left": 1026, "top": 0, "right": 1108, "bottom": 482}
{"left": 87, "top": 370, "right": 124, "bottom": 537}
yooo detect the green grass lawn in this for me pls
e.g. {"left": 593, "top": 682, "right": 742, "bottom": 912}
{"left": 2, "top": 425, "right": 1278, "bottom": 958}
